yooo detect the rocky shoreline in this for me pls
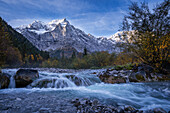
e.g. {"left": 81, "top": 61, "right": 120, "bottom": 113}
{"left": 98, "top": 64, "right": 170, "bottom": 84}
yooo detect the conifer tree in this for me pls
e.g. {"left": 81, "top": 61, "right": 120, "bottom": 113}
{"left": 83, "top": 47, "right": 87, "bottom": 56}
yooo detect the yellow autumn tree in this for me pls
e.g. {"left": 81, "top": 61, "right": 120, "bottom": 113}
{"left": 121, "top": 1, "right": 170, "bottom": 72}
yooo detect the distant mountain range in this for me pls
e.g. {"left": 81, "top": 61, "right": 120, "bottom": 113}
{"left": 16, "top": 18, "right": 129, "bottom": 54}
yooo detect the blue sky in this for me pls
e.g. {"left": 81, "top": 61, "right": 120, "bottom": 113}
{"left": 0, "top": 0, "right": 164, "bottom": 37}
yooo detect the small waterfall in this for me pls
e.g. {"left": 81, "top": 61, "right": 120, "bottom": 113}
{"left": 57, "top": 76, "right": 76, "bottom": 88}
{"left": 30, "top": 74, "right": 100, "bottom": 88}
{"left": 125, "top": 72, "right": 131, "bottom": 83}
{"left": 2, "top": 69, "right": 17, "bottom": 88}
{"left": 30, "top": 77, "right": 77, "bottom": 88}
{"left": 8, "top": 75, "right": 16, "bottom": 88}
{"left": 2, "top": 69, "right": 101, "bottom": 89}
{"left": 125, "top": 76, "right": 130, "bottom": 83}
{"left": 65, "top": 75, "right": 100, "bottom": 86}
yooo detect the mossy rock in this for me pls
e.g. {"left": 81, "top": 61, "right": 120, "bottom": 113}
{"left": 115, "top": 66, "right": 124, "bottom": 70}
{"left": 98, "top": 73, "right": 111, "bottom": 82}
{"left": 129, "top": 75, "right": 138, "bottom": 82}
{"left": 135, "top": 74, "right": 145, "bottom": 81}
{"left": 110, "top": 77, "right": 126, "bottom": 84}
{"left": 100, "top": 76, "right": 126, "bottom": 84}
{"left": 108, "top": 68, "right": 115, "bottom": 71}
{"left": 102, "top": 74, "right": 110, "bottom": 78}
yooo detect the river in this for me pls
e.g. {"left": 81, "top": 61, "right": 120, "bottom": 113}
{"left": 0, "top": 69, "right": 170, "bottom": 112}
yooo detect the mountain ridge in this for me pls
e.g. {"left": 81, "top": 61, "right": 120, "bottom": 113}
{"left": 16, "top": 18, "right": 128, "bottom": 53}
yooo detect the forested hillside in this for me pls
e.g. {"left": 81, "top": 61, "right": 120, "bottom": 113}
{"left": 0, "top": 17, "right": 49, "bottom": 67}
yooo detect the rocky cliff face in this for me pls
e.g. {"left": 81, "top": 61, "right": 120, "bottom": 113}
{"left": 16, "top": 18, "right": 128, "bottom": 54}
{"left": 49, "top": 46, "right": 79, "bottom": 59}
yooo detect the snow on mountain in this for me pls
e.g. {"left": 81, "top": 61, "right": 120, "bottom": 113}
{"left": 16, "top": 18, "right": 128, "bottom": 53}
{"left": 107, "top": 31, "right": 135, "bottom": 44}
{"left": 48, "top": 18, "right": 69, "bottom": 28}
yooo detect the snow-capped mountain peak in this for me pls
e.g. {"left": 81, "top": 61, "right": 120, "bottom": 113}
{"left": 28, "top": 20, "right": 46, "bottom": 29}
{"left": 48, "top": 18, "right": 69, "bottom": 27}
{"left": 16, "top": 18, "right": 127, "bottom": 53}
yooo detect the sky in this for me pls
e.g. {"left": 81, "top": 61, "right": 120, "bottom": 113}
{"left": 0, "top": 0, "right": 164, "bottom": 37}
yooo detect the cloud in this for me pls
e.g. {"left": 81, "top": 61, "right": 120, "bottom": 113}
{"left": 70, "top": 11, "right": 124, "bottom": 37}
{"left": 8, "top": 19, "right": 38, "bottom": 27}
{"left": 1, "top": 0, "right": 165, "bottom": 37}
{"left": 8, "top": 18, "right": 52, "bottom": 27}
{"left": 0, "top": 0, "right": 92, "bottom": 15}
{"left": 8, "top": 10, "right": 123, "bottom": 37}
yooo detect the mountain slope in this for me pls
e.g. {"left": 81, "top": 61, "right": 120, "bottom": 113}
{"left": 0, "top": 17, "right": 49, "bottom": 60}
{"left": 16, "top": 18, "right": 122, "bottom": 53}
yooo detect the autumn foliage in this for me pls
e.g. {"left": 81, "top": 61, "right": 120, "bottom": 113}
{"left": 121, "top": 0, "right": 170, "bottom": 72}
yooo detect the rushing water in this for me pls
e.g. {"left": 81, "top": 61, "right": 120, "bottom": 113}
{"left": 1, "top": 69, "right": 170, "bottom": 112}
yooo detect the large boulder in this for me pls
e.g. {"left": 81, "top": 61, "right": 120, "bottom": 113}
{"left": 14, "top": 69, "right": 39, "bottom": 88}
{"left": 0, "top": 73, "right": 10, "bottom": 89}
{"left": 99, "top": 75, "right": 126, "bottom": 84}
{"left": 129, "top": 71, "right": 147, "bottom": 82}
{"left": 98, "top": 70, "right": 127, "bottom": 84}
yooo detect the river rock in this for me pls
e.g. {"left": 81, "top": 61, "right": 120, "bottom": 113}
{"left": 72, "top": 98, "right": 168, "bottom": 113}
{"left": 129, "top": 71, "right": 147, "bottom": 82}
{"left": 145, "top": 107, "right": 167, "bottom": 113}
{"left": 98, "top": 71, "right": 127, "bottom": 84}
{"left": 92, "top": 99, "right": 99, "bottom": 106}
{"left": 0, "top": 73, "right": 10, "bottom": 89}
{"left": 14, "top": 69, "right": 39, "bottom": 88}
{"left": 72, "top": 98, "right": 144, "bottom": 113}
{"left": 98, "top": 64, "right": 170, "bottom": 84}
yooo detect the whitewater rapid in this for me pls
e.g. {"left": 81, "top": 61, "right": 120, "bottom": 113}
{"left": 1, "top": 69, "right": 170, "bottom": 112}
